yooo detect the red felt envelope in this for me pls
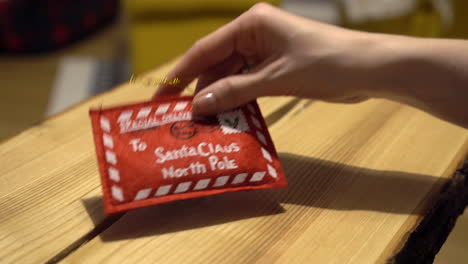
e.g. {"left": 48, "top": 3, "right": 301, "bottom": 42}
{"left": 90, "top": 96, "right": 287, "bottom": 214}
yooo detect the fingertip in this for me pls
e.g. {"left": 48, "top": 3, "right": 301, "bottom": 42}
{"left": 192, "top": 73, "right": 265, "bottom": 115}
{"left": 192, "top": 92, "right": 218, "bottom": 116}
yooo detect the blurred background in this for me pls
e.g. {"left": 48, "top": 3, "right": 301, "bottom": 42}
{"left": 0, "top": 0, "right": 466, "bottom": 262}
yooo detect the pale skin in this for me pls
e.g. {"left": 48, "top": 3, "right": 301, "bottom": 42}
{"left": 156, "top": 2, "right": 468, "bottom": 129}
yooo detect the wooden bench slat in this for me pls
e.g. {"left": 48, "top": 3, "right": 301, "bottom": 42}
{"left": 61, "top": 99, "right": 467, "bottom": 263}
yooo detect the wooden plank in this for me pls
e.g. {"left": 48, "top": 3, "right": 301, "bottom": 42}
{"left": 0, "top": 59, "right": 295, "bottom": 264}
{"left": 61, "top": 99, "right": 467, "bottom": 263}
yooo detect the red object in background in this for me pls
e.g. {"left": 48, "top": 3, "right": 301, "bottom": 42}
{"left": 90, "top": 96, "right": 287, "bottom": 214}
{"left": 0, "top": 0, "right": 118, "bottom": 53}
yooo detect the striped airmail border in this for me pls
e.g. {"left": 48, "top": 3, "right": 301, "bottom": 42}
{"left": 133, "top": 168, "right": 273, "bottom": 201}
{"left": 99, "top": 102, "right": 278, "bottom": 203}
{"left": 116, "top": 101, "right": 189, "bottom": 123}
{"left": 99, "top": 116, "right": 125, "bottom": 202}
{"left": 246, "top": 104, "right": 268, "bottom": 146}
{"left": 246, "top": 102, "right": 279, "bottom": 179}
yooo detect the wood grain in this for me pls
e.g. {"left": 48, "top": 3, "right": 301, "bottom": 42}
{"left": 0, "top": 59, "right": 467, "bottom": 263}
{"left": 61, "top": 100, "right": 466, "bottom": 263}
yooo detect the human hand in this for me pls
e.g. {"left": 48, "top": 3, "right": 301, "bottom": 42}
{"left": 155, "top": 3, "right": 381, "bottom": 115}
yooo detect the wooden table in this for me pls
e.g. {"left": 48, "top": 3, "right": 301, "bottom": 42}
{"left": 1, "top": 60, "right": 467, "bottom": 264}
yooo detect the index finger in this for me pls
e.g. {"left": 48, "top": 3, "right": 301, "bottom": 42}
{"left": 154, "top": 16, "right": 243, "bottom": 97}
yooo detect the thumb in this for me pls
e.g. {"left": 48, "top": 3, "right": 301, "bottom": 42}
{"left": 192, "top": 73, "right": 267, "bottom": 116}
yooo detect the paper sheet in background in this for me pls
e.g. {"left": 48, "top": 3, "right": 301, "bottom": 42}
{"left": 46, "top": 56, "right": 130, "bottom": 117}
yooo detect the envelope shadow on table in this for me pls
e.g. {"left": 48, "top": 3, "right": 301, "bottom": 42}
{"left": 82, "top": 152, "right": 445, "bottom": 241}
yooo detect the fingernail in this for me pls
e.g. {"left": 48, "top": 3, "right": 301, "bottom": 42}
{"left": 193, "top": 92, "right": 217, "bottom": 115}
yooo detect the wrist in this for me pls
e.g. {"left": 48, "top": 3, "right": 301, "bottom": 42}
{"left": 353, "top": 33, "right": 424, "bottom": 103}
